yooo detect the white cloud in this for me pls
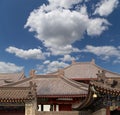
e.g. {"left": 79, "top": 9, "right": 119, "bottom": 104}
{"left": 113, "top": 60, "right": 120, "bottom": 64}
{"left": 81, "top": 45, "right": 120, "bottom": 61}
{"left": 6, "top": 46, "right": 46, "bottom": 60}
{"left": 0, "top": 61, "right": 24, "bottom": 73}
{"left": 43, "top": 60, "right": 50, "bottom": 64}
{"left": 94, "top": 0, "right": 119, "bottom": 16}
{"left": 78, "top": 5, "right": 88, "bottom": 15}
{"left": 49, "top": 45, "right": 80, "bottom": 55}
{"left": 60, "top": 54, "right": 76, "bottom": 62}
{"left": 25, "top": 8, "right": 88, "bottom": 47}
{"left": 87, "top": 18, "right": 110, "bottom": 36}
{"left": 25, "top": 0, "right": 112, "bottom": 55}
{"left": 36, "top": 61, "right": 69, "bottom": 74}
{"left": 48, "top": 0, "right": 83, "bottom": 9}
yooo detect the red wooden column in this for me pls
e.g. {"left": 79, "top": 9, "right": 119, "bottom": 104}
{"left": 106, "top": 107, "right": 110, "bottom": 115}
{"left": 54, "top": 105, "right": 56, "bottom": 111}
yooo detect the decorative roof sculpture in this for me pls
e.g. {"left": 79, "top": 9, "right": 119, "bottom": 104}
{"left": 96, "top": 70, "right": 118, "bottom": 88}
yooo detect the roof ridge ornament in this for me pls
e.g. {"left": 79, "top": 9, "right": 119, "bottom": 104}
{"left": 29, "top": 69, "right": 36, "bottom": 77}
{"left": 29, "top": 81, "right": 37, "bottom": 98}
{"left": 58, "top": 69, "right": 64, "bottom": 77}
{"left": 96, "top": 70, "right": 107, "bottom": 83}
{"left": 96, "top": 70, "right": 118, "bottom": 88}
{"left": 91, "top": 59, "right": 95, "bottom": 64}
{"left": 71, "top": 60, "right": 76, "bottom": 65}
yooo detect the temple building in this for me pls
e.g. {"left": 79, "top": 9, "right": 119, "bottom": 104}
{"left": 0, "top": 59, "right": 120, "bottom": 115}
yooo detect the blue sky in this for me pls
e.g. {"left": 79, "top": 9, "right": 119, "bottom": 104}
{"left": 0, "top": 0, "right": 120, "bottom": 76}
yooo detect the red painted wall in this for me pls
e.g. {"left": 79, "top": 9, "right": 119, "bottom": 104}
{"left": 59, "top": 104, "right": 72, "bottom": 111}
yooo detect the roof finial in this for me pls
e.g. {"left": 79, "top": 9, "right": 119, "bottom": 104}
{"left": 72, "top": 60, "right": 76, "bottom": 65}
{"left": 58, "top": 69, "right": 64, "bottom": 77}
{"left": 29, "top": 69, "right": 35, "bottom": 77}
{"left": 29, "top": 81, "right": 37, "bottom": 97}
{"left": 91, "top": 59, "right": 95, "bottom": 64}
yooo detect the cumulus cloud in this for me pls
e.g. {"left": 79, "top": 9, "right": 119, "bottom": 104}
{"left": 36, "top": 61, "right": 69, "bottom": 74}
{"left": 43, "top": 60, "right": 50, "bottom": 64}
{"left": 113, "top": 60, "right": 120, "bottom": 64}
{"left": 60, "top": 54, "right": 76, "bottom": 62}
{"left": 25, "top": 8, "right": 88, "bottom": 54}
{"left": 6, "top": 46, "right": 46, "bottom": 60}
{"left": 48, "top": 45, "right": 80, "bottom": 55}
{"left": 24, "top": 0, "right": 114, "bottom": 55}
{"left": 48, "top": 0, "right": 83, "bottom": 9}
{"left": 94, "top": 0, "right": 119, "bottom": 16}
{"left": 87, "top": 18, "right": 110, "bottom": 36}
{"left": 0, "top": 61, "right": 24, "bottom": 73}
{"left": 81, "top": 45, "right": 120, "bottom": 61}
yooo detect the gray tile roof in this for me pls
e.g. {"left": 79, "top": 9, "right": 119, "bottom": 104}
{"left": 51, "top": 60, "right": 120, "bottom": 79}
{"left": 0, "top": 86, "right": 34, "bottom": 100}
{"left": 6, "top": 75, "right": 88, "bottom": 97}
{"left": 0, "top": 71, "right": 25, "bottom": 86}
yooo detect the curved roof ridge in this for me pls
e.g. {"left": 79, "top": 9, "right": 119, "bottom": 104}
{"left": 0, "top": 71, "right": 25, "bottom": 86}
{"left": 35, "top": 74, "right": 58, "bottom": 78}
{"left": 61, "top": 76, "right": 88, "bottom": 91}
{"left": 0, "top": 71, "right": 24, "bottom": 76}
{"left": 3, "top": 77, "right": 32, "bottom": 87}
{"left": 0, "top": 71, "right": 25, "bottom": 80}
{"left": 63, "top": 76, "right": 88, "bottom": 87}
